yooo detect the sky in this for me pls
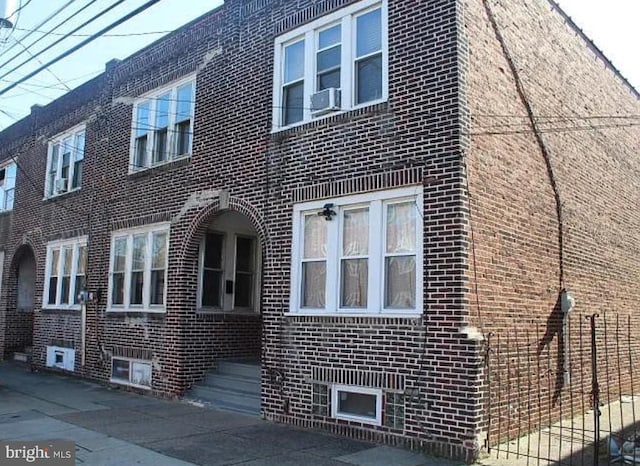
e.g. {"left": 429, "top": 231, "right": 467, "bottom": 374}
{"left": 0, "top": 0, "right": 637, "bottom": 130}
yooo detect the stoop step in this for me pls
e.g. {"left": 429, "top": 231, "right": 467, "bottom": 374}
{"left": 184, "top": 360, "right": 261, "bottom": 416}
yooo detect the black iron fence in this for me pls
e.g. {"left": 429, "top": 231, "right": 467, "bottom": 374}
{"left": 485, "top": 313, "right": 640, "bottom": 465}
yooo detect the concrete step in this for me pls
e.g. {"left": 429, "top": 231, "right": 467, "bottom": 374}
{"left": 203, "top": 373, "right": 260, "bottom": 394}
{"left": 217, "top": 361, "right": 260, "bottom": 379}
{"left": 189, "top": 385, "right": 260, "bottom": 414}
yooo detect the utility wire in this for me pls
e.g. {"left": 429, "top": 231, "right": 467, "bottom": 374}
{"left": 10, "top": 36, "right": 71, "bottom": 91}
{"left": 0, "top": 0, "right": 75, "bottom": 61}
{"left": 0, "top": 0, "right": 162, "bottom": 98}
{"left": 0, "top": 0, "right": 119, "bottom": 82}
{"left": 14, "top": 26, "right": 173, "bottom": 38}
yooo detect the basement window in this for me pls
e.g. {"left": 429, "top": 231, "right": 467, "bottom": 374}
{"left": 331, "top": 384, "right": 382, "bottom": 425}
{"left": 111, "top": 357, "right": 152, "bottom": 389}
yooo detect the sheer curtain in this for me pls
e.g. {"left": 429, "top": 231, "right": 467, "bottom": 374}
{"left": 302, "top": 215, "right": 327, "bottom": 307}
{"left": 385, "top": 202, "right": 416, "bottom": 309}
{"left": 341, "top": 208, "right": 369, "bottom": 308}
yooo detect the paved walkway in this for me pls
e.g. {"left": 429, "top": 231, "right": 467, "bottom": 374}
{"left": 0, "top": 362, "right": 462, "bottom": 465}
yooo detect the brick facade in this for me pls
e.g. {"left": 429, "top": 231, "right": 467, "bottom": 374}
{"left": 0, "top": 0, "right": 636, "bottom": 463}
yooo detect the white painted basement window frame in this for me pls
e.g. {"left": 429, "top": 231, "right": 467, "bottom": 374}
{"left": 107, "top": 223, "right": 169, "bottom": 313}
{"left": 129, "top": 75, "right": 196, "bottom": 173}
{"left": 43, "top": 236, "right": 88, "bottom": 311}
{"left": 44, "top": 124, "right": 86, "bottom": 198}
{"left": 331, "top": 384, "right": 382, "bottom": 425}
{"left": 272, "top": 0, "right": 388, "bottom": 130}
{"left": 110, "top": 357, "right": 152, "bottom": 389}
{"left": 289, "top": 186, "right": 423, "bottom": 317}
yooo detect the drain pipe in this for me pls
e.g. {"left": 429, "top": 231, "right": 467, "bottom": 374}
{"left": 561, "top": 289, "right": 575, "bottom": 385}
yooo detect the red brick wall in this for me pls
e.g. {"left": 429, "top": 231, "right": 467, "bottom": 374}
{"left": 464, "top": 0, "right": 640, "bottom": 444}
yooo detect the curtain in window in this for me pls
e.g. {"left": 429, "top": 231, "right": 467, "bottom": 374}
{"left": 385, "top": 202, "right": 416, "bottom": 309}
{"left": 341, "top": 208, "right": 368, "bottom": 308}
{"left": 302, "top": 215, "right": 326, "bottom": 307}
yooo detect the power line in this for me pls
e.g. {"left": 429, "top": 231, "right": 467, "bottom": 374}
{"left": 0, "top": 0, "right": 75, "bottom": 61}
{"left": 14, "top": 26, "right": 174, "bottom": 38}
{"left": 10, "top": 36, "right": 71, "bottom": 91}
{"left": 0, "top": 0, "right": 162, "bottom": 98}
{"left": 0, "top": 0, "right": 118, "bottom": 82}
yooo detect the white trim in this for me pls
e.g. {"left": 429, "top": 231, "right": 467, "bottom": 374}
{"left": 272, "top": 0, "right": 388, "bottom": 131}
{"left": 0, "top": 161, "right": 17, "bottom": 212}
{"left": 42, "top": 236, "right": 88, "bottom": 311}
{"left": 44, "top": 124, "right": 86, "bottom": 199}
{"left": 331, "top": 384, "right": 382, "bottom": 425}
{"left": 106, "top": 222, "right": 170, "bottom": 313}
{"left": 110, "top": 356, "right": 152, "bottom": 390}
{"left": 290, "top": 186, "right": 423, "bottom": 316}
{"left": 128, "top": 74, "right": 196, "bottom": 174}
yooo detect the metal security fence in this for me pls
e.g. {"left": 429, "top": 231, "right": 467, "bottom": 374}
{"left": 485, "top": 313, "right": 640, "bottom": 465}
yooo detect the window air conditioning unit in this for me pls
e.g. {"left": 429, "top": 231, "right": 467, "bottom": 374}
{"left": 55, "top": 178, "right": 68, "bottom": 193}
{"left": 311, "top": 88, "right": 341, "bottom": 115}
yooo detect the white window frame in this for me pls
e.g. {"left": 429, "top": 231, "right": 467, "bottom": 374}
{"left": 44, "top": 124, "right": 86, "bottom": 198}
{"left": 272, "top": 0, "right": 388, "bottom": 130}
{"left": 43, "top": 236, "right": 88, "bottom": 311}
{"left": 0, "top": 160, "right": 17, "bottom": 212}
{"left": 331, "top": 384, "right": 382, "bottom": 425}
{"left": 110, "top": 357, "right": 152, "bottom": 390}
{"left": 129, "top": 75, "right": 196, "bottom": 173}
{"left": 289, "top": 186, "right": 423, "bottom": 317}
{"left": 107, "top": 223, "right": 170, "bottom": 313}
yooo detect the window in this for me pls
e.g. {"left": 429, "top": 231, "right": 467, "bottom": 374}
{"left": 111, "top": 357, "right": 151, "bottom": 389}
{"left": 273, "top": 0, "right": 387, "bottom": 128}
{"left": 0, "top": 161, "right": 16, "bottom": 211}
{"left": 198, "top": 212, "right": 260, "bottom": 313}
{"left": 108, "top": 224, "right": 169, "bottom": 312}
{"left": 45, "top": 126, "right": 85, "bottom": 198}
{"left": 131, "top": 77, "right": 195, "bottom": 171}
{"left": 290, "top": 187, "right": 422, "bottom": 315}
{"left": 331, "top": 385, "right": 382, "bottom": 425}
{"left": 43, "top": 237, "right": 87, "bottom": 310}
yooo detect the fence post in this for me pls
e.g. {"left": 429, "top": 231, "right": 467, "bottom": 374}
{"left": 587, "top": 313, "right": 600, "bottom": 464}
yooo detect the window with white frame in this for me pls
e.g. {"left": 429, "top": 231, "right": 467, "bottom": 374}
{"left": 131, "top": 77, "right": 195, "bottom": 172}
{"left": 273, "top": 0, "right": 387, "bottom": 128}
{"left": 45, "top": 126, "right": 86, "bottom": 198}
{"left": 108, "top": 224, "right": 169, "bottom": 312}
{"left": 0, "top": 161, "right": 16, "bottom": 212}
{"left": 111, "top": 357, "right": 152, "bottom": 389}
{"left": 290, "top": 187, "right": 422, "bottom": 315}
{"left": 43, "top": 237, "right": 87, "bottom": 310}
{"left": 331, "top": 384, "right": 382, "bottom": 425}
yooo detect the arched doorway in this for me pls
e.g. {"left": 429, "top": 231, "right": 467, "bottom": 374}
{"left": 197, "top": 211, "right": 261, "bottom": 318}
{"left": 5, "top": 245, "right": 35, "bottom": 358}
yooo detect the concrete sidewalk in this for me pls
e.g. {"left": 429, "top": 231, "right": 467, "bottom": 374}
{"left": 0, "top": 362, "right": 462, "bottom": 466}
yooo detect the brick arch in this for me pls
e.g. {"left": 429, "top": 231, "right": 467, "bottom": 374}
{"left": 172, "top": 195, "right": 272, "bottom": 275}
{"left": 3, "top": 240, "right": 39, "bottom": 357}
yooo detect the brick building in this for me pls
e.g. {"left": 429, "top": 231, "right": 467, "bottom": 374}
{"left": 0, "top": 0, "right": 638, "bottom": 462}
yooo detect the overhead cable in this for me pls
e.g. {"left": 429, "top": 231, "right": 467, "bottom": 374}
{"left": 0, "top": 0, "right": 162, "bottom": 98}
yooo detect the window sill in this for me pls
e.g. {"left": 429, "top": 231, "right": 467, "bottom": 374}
{"left": 284, "top": 310, "right": 422, "bottom": 319}
{"left": 271, "top": 100, "right": 388, "bottom": 135}
{"left": 110, "top": 378, "right": 151, "bottom": 391}
{"left": 106, "top": 308, "right": 166, "bottom": 316}
{"left": 197, "top": 308, "right": 259, "bottom": 316}
{"left": 43, "top": 188, "right": 81, "bottom": 202}
{"left": 42, "top": 306, "right": 81, "bottom": 313}
{"left": 127, "top": 154, "right": 191, "bottom": 178}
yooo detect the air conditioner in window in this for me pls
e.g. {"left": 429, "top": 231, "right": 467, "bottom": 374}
{"left": 311, "top": 88, "right": 341, "bottom": 115}
{"left": 55, "top": 178, "right": 68, "bottom": 193}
